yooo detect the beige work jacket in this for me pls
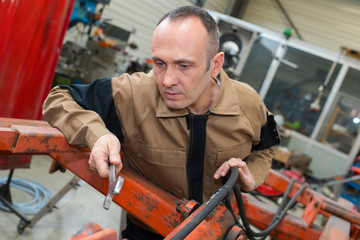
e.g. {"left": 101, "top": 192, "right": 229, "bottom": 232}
{"left": 43, "top": 69, "right": 275, "bottom": 202}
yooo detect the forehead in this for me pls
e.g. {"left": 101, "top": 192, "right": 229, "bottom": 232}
{"left": 152, "top": 17, "right": 209, "bottom": 60}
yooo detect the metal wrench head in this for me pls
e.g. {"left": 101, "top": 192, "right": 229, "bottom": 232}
{"left": 103, "top": 164, "right": 124, "bottom": 210}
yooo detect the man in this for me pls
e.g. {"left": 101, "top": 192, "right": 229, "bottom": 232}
{"left": 43, "top": 5, "right": 279, "bottom": 240}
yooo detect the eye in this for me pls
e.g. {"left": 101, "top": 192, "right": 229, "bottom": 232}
{"left": 178, "top": 64, "right": 190, "bottom": 70}
{"left": 154, "top": 60, "right": 166, "bottom": 68}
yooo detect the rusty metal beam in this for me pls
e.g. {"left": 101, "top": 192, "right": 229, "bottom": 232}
{"left": 0, "top": 118, "right": 237, "bottom": 239}
{"left": 1, "top": 117, "right": 360, "bottom": 240}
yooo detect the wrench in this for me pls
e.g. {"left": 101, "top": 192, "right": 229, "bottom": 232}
{"left": 103, "top": 164, "right": 124, "bottom": 210}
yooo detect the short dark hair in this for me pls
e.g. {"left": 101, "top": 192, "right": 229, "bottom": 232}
{"left": 157, "top": 5, "right": 220, "bottom": 70}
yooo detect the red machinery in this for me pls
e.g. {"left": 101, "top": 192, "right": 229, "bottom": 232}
{"left": 0, "top": 0, "right": 75, "bottom": 120}
{"left": 0, "top": 0, "right": 75, "bottom": 171}
{"left": 0, "top": 117, "right": 359, "bottom": 240}
{"left": 0, "top": 2, "right": 360, "bottom": 239}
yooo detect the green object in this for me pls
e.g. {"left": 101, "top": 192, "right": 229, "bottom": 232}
{"left": 284, "top": 28, "right": 293, "bottom": 39}
{"left": 284, "top": 121, "right": 300, "bottom": 129}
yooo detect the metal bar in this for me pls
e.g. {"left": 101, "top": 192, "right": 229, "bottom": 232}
{"left": 235, "top": 193, "right": 323, "bottom": 239}
{"left": 28, "top": 176, "right": 81, "bottom": 227}
{"left": 319, "top": 198, "right": 352, "bottom": 240}
{"left": 0, "top": 194, "right": 30, "bottom": 224}
{"left": 265, "top": 170, "right": 360, "bottom": 226}
{"left": 1, "top": 117, "right": 360, "bottom": 239}
{"left": 0, "top": 127, "right": 16, "bottom": 151}
{"left": 49, "top": 151, "right": 181, "bottom": 237}
{"left": 273, "top": 0, "right": 303, "bottom": 40}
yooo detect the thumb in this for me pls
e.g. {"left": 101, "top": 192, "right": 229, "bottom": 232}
{"left": 108, "top": 141, "right": 121, "bottom": 165}
{"left": 108, "top": 144, "right": 122, "bottom": 176}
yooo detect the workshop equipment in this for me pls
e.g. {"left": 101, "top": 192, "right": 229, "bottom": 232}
{"left": 0, "top": 0, "right": 75, "bottom": 120}
{"left": 0, "top": 0, "right": 76, "bottom": 224}
{"left": 103, "top": 164, "right": 124, "bottom": 210}
{"left": 0, "top": 117, "right": 360, "bottom": 239}
{"left": 70, "top": 222, "right": 117, "bottom": 240}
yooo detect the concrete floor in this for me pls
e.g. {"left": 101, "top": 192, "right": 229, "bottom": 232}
{"left": 0, "top": 155, "right": 123, "bottom": 240}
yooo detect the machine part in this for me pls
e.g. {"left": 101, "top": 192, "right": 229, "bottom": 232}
{"left": 0, "top": 191, "right": 30, "bottom": 234}
{"left": 310, "top": 47, "right": 345, "bottom": 112}
{"left": 217, "top": 20, "right": 258, "bottom": 79}
{"left": 225, "top": 226, "right": 247, "bottom": 240}
{"left": 22, "top": 176, "right": 81, "bottom": 233}
{"left": 175, "top": 199, "right": 199, "bottom": 220}
{"left": 103, "top": 164, "right": 124, "bottom": 210}
{"left": 1, "top": 175, "right": 81, "bottom": 234}
{"left": 71, "top": 222, "right": 117, "bottom": 240}
{"left": 274, "top": 56, "right": 298, "bottom": 69}
{"left": 0, "top": 0, "right": 75, "bottom": 120}
{"left": 220, "top": 33, "right": 242, "bottom": 70}
{"left": 55, "top": 41, "right": 92, "bottom": 81}
{"left": 71, "top": 222, "right": 103, "bottom": 239}
{"left": 1, "top": 118, "right": 360, "bottom": 239}
{"left": 165, "top": 167, "right": 239, "bottom": 240}
{"left": 235, "top": 179, "right": 306, "bottom": 239}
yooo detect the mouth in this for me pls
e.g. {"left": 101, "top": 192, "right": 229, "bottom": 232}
{"left": 164, "top": 91, "right": 181, "bottom": 100}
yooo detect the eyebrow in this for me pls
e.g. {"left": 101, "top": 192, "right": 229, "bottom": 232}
{"left": 152, "top": 56, "right": 196, "bottom": 65}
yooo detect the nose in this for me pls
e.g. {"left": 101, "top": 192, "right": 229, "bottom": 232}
{"left": 162, "top": 66, "right": 178, "bottom": 88}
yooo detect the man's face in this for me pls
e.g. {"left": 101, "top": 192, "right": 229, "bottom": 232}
{"left": 152, "top": 17, "right": 214, "bottom": 114}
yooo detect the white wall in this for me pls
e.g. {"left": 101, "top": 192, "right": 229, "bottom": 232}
{"left": 240, "top": 0, "right": 360, "bottom": 54}
{"left": 100, "top": 0, "right": 235, "bottom": 61}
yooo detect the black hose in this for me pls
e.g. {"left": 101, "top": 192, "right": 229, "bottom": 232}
{"left": 269, "top": 179, "right": 295, "bottom": 225}
{"left": 225, "top": 196, "right": 240, "bottom": 226}
{"left": 168, "top": 167, "right": 239, "bottom": 240}
{"left": 234, "top": 180, "right": 306, "bottom": 238}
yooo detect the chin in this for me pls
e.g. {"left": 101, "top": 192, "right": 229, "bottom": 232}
{"left": 165, "top": 99, "right": 186, "bottom": 110}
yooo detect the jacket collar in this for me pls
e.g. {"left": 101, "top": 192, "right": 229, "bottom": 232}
{"left": 156, "top": 69, "right": 241, "bottom": 117}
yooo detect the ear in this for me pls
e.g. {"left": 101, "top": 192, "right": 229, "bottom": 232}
{"left": 210, "top": 52, "right": 224, "bottom": 78}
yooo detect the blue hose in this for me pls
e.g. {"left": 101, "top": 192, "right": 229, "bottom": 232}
{"left": 0, "top": 177, "right": 53, "bottom": 215}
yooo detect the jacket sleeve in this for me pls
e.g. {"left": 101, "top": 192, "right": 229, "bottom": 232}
{"left": 245, "top": 147, "right": 275, "bottom": 189}
{"left": 246, "top": 113, "right": 280, "bottom": 189}
{"left": 42, "top": 78, "right": 123, "bottom": 149}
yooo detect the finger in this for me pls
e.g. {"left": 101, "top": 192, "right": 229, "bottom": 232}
{"left": 97, "top": 160, "right": 110, "bottom": 178}
{"left": 214, "top": 161, "right": 230, "bottom": 179}
{"left": 115, "top": 163, "right": 122, "bottom": 176}
{"left": 90, "top": 151, "right": 110, "bottom": 178}
{"left": 229, "top": 159, "right": 247, "bottom": 171}
{"left": 108, "top": 146, "right": 121, "bottom": 165}
{"left": 107, "top": 142, "right": 122, "bottom": 175}
{"left": 214, "top": 162, "right": 226, "bottom": 179}
{"left": 88, "top": 155, "right": 98, "bottom": 172}
{"left": 220, "top": 163, "right": 231, "bottom": 177}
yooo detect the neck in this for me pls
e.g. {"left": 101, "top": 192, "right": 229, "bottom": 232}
{"left": 187, "top": 77, "right": 220, "bottom": 115}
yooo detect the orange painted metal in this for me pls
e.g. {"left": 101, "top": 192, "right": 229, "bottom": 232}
{"left": 70, "top": 222, "right": 117, "bottom": 240}
{"left": 234, "top": 193, "right": 323, "bottom": 240}
{"left": 80, "top": 228, "right": 118, "bottom": 240}
{"left": 265, "top": 169, "right": 360, "bottom": 226}
{"left": 1, "top": 117, "right": 360, "bottom": 240}
{"left": 237, "top": 169, "right": 360, "bottom": 240}
{"left": 0, "top": 117, "right": 239, "bottom": 239}
{"left": 226, "top": 226, "right": 248, "bottom": 240}
{"left": 165, "top": 202, "right": 235, "bottom": 239}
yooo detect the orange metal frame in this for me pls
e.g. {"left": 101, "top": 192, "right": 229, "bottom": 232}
{"left": 1, "top": 117, "right": 359, "bottom": 240}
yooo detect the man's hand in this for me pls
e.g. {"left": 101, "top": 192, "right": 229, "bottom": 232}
{"left": 214, "top": 158, "right": 255, "bottom": 192}
{"left": 88, "top": 134, "right": 122, "bottom": 177}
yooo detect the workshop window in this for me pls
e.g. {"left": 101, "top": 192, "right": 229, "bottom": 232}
{"left": 317, "top": 67, "right": 360, "bottom": 154}
{"left": 263, "top": 47, "right": 341, "bottom": 137}
{"left": 238, "top": 37, "right": 279, "bottom": 92}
